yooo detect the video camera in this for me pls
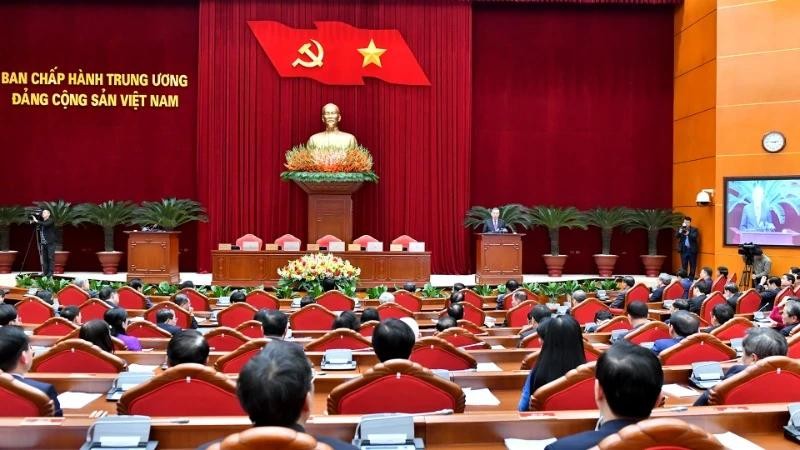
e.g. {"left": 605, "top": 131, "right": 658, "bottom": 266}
{"left": 738, "top": 242, "right": 763, "bottom": 265}
{"left": 29, "top": 208, "right": 43, "bottom": 223}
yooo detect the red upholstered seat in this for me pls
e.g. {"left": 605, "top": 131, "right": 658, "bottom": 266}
{"left": 610, "top": 283, "right": 650, "bottom": 314}
{"left": 458, "top": 289, "right": 484, "bottom": 309}
{"left": 214, "top": 339, "right": 268, "bottom": 374}
{"left": 126, "top": 320, "right": 172, "bottom": 338}
{"left": 32, "top": 317, "right": 78, "bottom": 336}
{"left": 787, "top": 333, "right": 800, "bottom": 358}
{"left": 505, "top": 300, "right": 536, "bottom": 327}
{"left": 710, "top": 317, "right": 753, "bottom": 341}
{"left": 736, "top": 289, "right": 762, "bottom": 314}
{"left": 376, "top": 303, "right": 414, "bottom": 320}
{"left": 0, "top": 372, "right": 55, "bottom": 417}
{"left": 118, "top": 286, "right": 148, "bottom": 310}
{"left": 245, "top": 290, "right": 280, "bottom": 310}
{"left": 795, "top": 286, "right": 800, "bottom": 296}
{"left": 410, "top": 337, "right": 477, "bottom": 370}
{"left": 519, "top": 332, "right": 542, "bottom": 349}
{"left": 57, "top": 329, "right": 128, "bottom": 352}
{"left": 625, "top": 321, "right": 671, "bottom": 345}
{"left": 78, "top": 298, "right": 111, "bottom": 322}
{"left": 235, "top": 233, "right": 263, "bottom": 251}
{"left": 207, "top": 427, "right": 331, "bottom": 450}
{"left": 145, "top": 303, "right": 192, "bottom": 329}
{"left": 353, "top": 234, "right": 379, "bottom": 247}
{"left": 393, "top": 290, "right": 423, "bottom": 312}
{"left": 435, "top": 327, "right": 490, "bottom": 349}
{"left": 204, "top": 327, "right": 250, "bottom": 352}
{"left": 593, "top": 418, "right": 725, "bottom": 450}
{"left": 15, "top": 296, "right": 55, "bottom": 325}
{"left": 776, "top": 286, "right": 794, "bottom": 305}
{"left": 456, "top": 320, "right": 486, "bottom": 335}
{"left": 316, "top": 234, "right": 343, "bottom": 249}
{"left": 290, "top": 304, "right": 337, "bottom": 331}
{"left": 710, "top": 276, "right": 727, "bottom": 294}
{"left": 391, "top": 235, "right": 417, "bottom": 249}
{"left": 178, "top": 288, "right": 211, "bottom": 312}
{"left": 571, "top": 298, "right": 610, "bottom": 325}
{"left": 56, "top": 284, "right": 90, "bottom": 307}
{"left": 658, "top": 333, "right": 737, "bottom": 366}
{"left": 662, "top": 281, "right": 686, "bottom": 301}
{"left": 359, "top": 320, "right": 379, "bottom": 338}
{"left": 595, "top": 316, "right": 632, "bottom": 332}
{"left": 521, "top": 343, "right": 602, "bottom": 370}
{"left": 699, "top": 292, "right": 726, "bottom": 325}
{"left": 709, "top": 356, "right": 800, "bottom": 406}
{"left": 316, "top": 291, "right": 355, "bottom": 311}
{"left": 118, "top": 364, "right": 244, "bottom": 416}
{"left": 327, "top": 359, "right": 465, "bottom": 414}
{"left": 31, "top": 339, "right": 126, "bottom": 373}
{"left": 530, "top": 362, "right": 596, "bottom": 411}
{"left": 274, "top": 233, "right": 301, "bottom": 248}
{"left": 236, "top": 320, "right": 265, "bottom": 339}
{"left": 217, "top": 302, "right": 258, "bottom": 328}
{"left": 461, "top": 302, "right": 486, "bottom": 327}
{"left": 304, "top": 329, "right": 373, "bottom": 352}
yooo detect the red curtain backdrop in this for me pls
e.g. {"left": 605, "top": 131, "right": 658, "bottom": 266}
{"left": 197, "top": 0, "right": 473, "bottom": 274}
{"left": 0, "top": 1, "right": 199, "bottom": 271}
{"left": 471, "top": 3, "right": 674, "bottom": 274}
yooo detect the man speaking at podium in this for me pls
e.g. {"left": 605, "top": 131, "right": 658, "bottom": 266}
{"left": 483, "top": 207, "right": 507, "bottom": 233}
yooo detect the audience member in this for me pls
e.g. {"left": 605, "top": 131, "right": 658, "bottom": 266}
{"left": 650, "top": 273, "right": 672, "bottom": 301}
{"left": 687, "top": 281, "right": 710, "bottom": 314}
{"left": 97, "top": 286, "right": 119, "bottom": 307}
{"left": 585, "top": 310, "right": 613, "bottom": 333}
{"left": 627, "top": 302, "right": 649, "bottom": 329}
{"left": 378, "top": 292, "right": 395, "bottom": 304}
{"left": 403, "top": 282, "right": 417, "bottom": 292}
{"left": 449, "top": 291, "right": 465, "bottom": 304}
{"left": 257, "top": 309, "right": 288, "bottom": 339}
{"left": 35, "top": 289, "right": 54, "bottom": 305}
{"left": 717, "top": 266, "right": 729, "bottom": 279}
{"left": 447, "top": 303, "right": 464, "bottom": 321}
{"left": 670, "top": 298, "right": 690, "bottom": 312}
{"left": 299, "top": 295, "right": 315, "bottom": 308}
{"left": 496, "top": 279, "right": 520, "bottom": 310}
{"left": 166, "top": 330, "right": 209, "bottom": 366}
{"left": 702, "top": 303, "right": 734, "bottom": 333}
{"left": 372, "top": 318, "right": 415, "bottom": 362}
{"left": 792, "top": 267, "right": 800, "bottom": 288}
{"left": 451, "top": 283, "right": 466, "bottom": 296}
{"left": 783, "top": 273, "right": 796, "bottom": 290}
{"left": 398, "top": 317, "right": 421, "bottom": 340}
{"left": 436, "top": 316, "right": 457, "bottom": 333}
{"left": 103, "top": 308, "right": 142, "bottom": 351}
{"left": 173, "top": 293, "right": 199, "bottom": 329}
{"left": 676, "top": 269, "right": 692, "bottom": 298}
{"left": 0, "top": 304, "right": 20, "bottom": 326}
{"left": 652, "top": 310, "right": 699, "bottom": 354}
{"left": 156, "top": 309, "right": 182, "bottom": 336}
{"left": 360, "top": 307, "right": 380, "bottom": 323}
{"left": 697, "top": 266, "right": 713, "bottom": 291}
{"left": 78, "top": 319, "right": 114, "bottom": 353}
{"left": 73, "top": 277, "right": 98, "bottom": 298}
{"left": 0, "top": 326, "right": 62, "bottom": 416}
{"left": 59, "top": 305, "right": 81, "bottom": 325}
{"left": 332, "top": 311, "right": 360, "bottom": 331}
{"left": 229, "top": 290, "right": 246, "bottom": 303}
{"left": 128, "top": 278, "right": 153, "bottom": 308}
{"left": 519, "top": 304, "right": 552, "bottom": 343}
{"left": 321, "top": 277, "right": 336, "bottom": 292}
{"left": 570, "top": 289, "right": 587, "bottom": 305}
{"left": 179, "top": 280, "right": 195, "bottom": 290}
{"left": 723, "top": 283, "right": 741, "bottom": 310}
{"left": 610, "top": 276, "right": 635, "bottom": 309}
{"left": 758, "top": 276, "right": 781, "bottom": 308}
{"left": 780, "top": 300, "right": 800, "bottom": 336}
{"left": 0, "top": 288, "right": 5, "bottom": 303}
{"left": 752, "top": 251, "right": 772, "bottom": 287}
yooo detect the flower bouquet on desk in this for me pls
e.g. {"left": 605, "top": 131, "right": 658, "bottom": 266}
{"left": 277, "top": 253, "right": 361, "bottom": 293}
{"left": 280, "top": 144, "right": 378, "bottom": 183}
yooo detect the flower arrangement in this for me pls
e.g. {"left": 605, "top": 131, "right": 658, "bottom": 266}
{"left": 277, "top": 253, "right": 361, "bottom": 292}
{"left": 280, "top": 144, "right": 378, "bottom": 183}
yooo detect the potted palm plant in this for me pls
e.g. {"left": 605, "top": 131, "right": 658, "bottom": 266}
{"left": 0, "top": 206, "right": 28, "bottom": 273}
{"left": 586, "top": 207, "right": 631, "bottom": 277}
{"left": 132, "top": 198, "right": 208, "bottom": 231}
{"left": 624, "top": 209, "right": 684, "bottom": 276}
{"left": 464, "top": 203, "right": 531, "bottom": 232}
{"left": 35, "top": 200, "right": 86, "bottom": 274}
{"left": 77, "top": 201, "right": 136, "bottom": 274}
{"left": 529, "top": 206, "right": 587, "bottom": 277}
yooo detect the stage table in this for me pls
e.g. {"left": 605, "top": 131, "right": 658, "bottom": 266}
{"left": 211, "top": 250, "right": 431, "bottom": 287}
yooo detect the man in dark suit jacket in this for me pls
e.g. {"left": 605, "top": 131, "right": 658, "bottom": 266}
{"left": 675, "top": 216, "right": 699, "bottom": 279}
{"left": 31, "top": 209, "right": 56, "bottom": 276}
{"left": 156, "top": 309, "right": 183, "bottom": 336}
{"left": 652, "top": 311, "right": 699, "bottom": 355}
{"left": 545, "top": 341, "right": 663, "bottom": 450}
{"left": 0, "top": 326, "right": 62, "bottom": 416}
{"left": 610, "top": 276, "right": 635, "bottom": 309}
{"left": 482, "top": 207, "right": 507, "bottom": 233}
{"left": 780, "top": 300, "right": 800, "bottom": 336}
{"left": 759, "top": 277, "right": 781, "bottom": 309}
{"left": 687, "top": 282, "right": 710, "bottom": 314}
{"left": 723, "top": 283, "right": 742, "bottom": 310}
{"left": 649, "top": 273, "right": 672, "bottom": 301}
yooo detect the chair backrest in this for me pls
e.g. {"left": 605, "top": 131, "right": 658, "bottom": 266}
{"left": 530, "top": 362, "right": 597, "bottom": 411}
{"left": 126, "top": 320, "right": 173, "bottom": 338}
{"left": 217, "top": 303, "right": 259, "bottom": 328}
{"left": 520, "top": 343, "right": 602, "bottom": 370}
{"left": 32, "top": 317, "right": 79, "bottom": 336}
{"left": 709, "top": 317, "right": 753, "bottom": 341}
{"left": 15, "top": 296, "right": 55, "bottom": 325}
{"left": 391, "top": 235, "right": 417, "bottom": 249}
{"left": 359, "top": 320, "right": 379, "bottom": 337}
{"left": 623, "top": 283, "right": 651, "bottom": 307}
{"left": 118, "top": 363, "right": 244, "bottom": 416}
{"left": 435, "top": 327, "right": 490, "bottom": 349}
{"left": 708, "top": 356, "right": 800, "bottom": 405}
{"left": 505, "top": 300, "right": 536, "bottom": 328}
{"left": 625, "top": 321, "right": 671, "bottom": 345}
{"left": 304, "top": 329, "right": 373, "bottom": 352}
{"left": 315, "top": 290, "right": 355, "bottom": 311}
{"left": 58, "top": 329, "right": 127, "bottom": 352}
{"left": 0, "top": 372, "right": 55, "bottom": 417}
{"left": 571, "top": 298, "right": 610, "bottom": 325}
{"left": 327, "top": 359, "right": 465, "bottom": 414}
{"left": 31, "top": 339, "right": 126, "bottom": 373}
{"left": 214, "top": 339, "right": 269, "bottom": 374}
{"left": 593, "top": 418, "right": 725, "bottom": 450}
{"left": 376, "top": 303, "right": 414, "bottom": 320}
{"left": 595, "top": 316, "right": 632, "bottom": 333}
{"left": 662, "top": 280, "right": 686, "bottom": 301}
{"left": 235, "top": 233, "right": 263, "bottom": 251}
{"left": 658, "top": 333, "right": 737, "bottom": 366}
{"left": 56, "top": 284, "right": 90, "bottom": 307}
{"left": 353, "top": 234, "right": 379, "bottom": 247}
{"left": 289, "top": 304, "right": 337, "bottom": 331}
{"left": 315, "top": 234, "right": 342, "bottom": 248}
{"left": 456, "top": 320, "right": 486, "bottom": 335}
{"left": 236, "top": 320, "right": 266, "bottom": 339}
{"left": 178, "top": 288, "right": 211, "bottom": 312}
{"left": 207, "top": 427, "right": 332, "bottom": 450}
{"left": 736, "top": 289, "right": 762, "bottom": 314}
{"left": 777, "top": 286, "right": 794, "bottom": 304}
{"left": 274, "top": 233, "right": 301, "bottom": 247}
{"left": 457, "top": 289, "right": 484, "bottom": 309}
{"left": 519, "top": 332, "right": 542, "bottom": 349}
{"left": 410, "top": 337, "right": 477, "bottom": 370}
{"left": 204, "top": 327, "right": 250, "bottom": 352}
{"left": 118, "top": 286, "right": 148, "bottom": 310}
{"left": 710, "top": 275, "right": 727, "bottom": 294}
{"left": 795, "top": 285, "right": 800, "bottom": 296}
{"left": 245, "top": 290, "right": 280, "bottom": 310}
{"left": 392, "top": 290, "right": 423, "bottom": 312}
{"left": 461, "top": 302, "right": 486, "bottom": 327}
{"left": 78, "top": 298, "right": 112, "bottom": 322}
{"left": 699, "top": 292, "right": 726, "bottom": 325}
{"left": 144, "top": 303, "right": 192, "bottom": 329}
{"left": 787, "top": 333, "right": 800, "bottom": 358}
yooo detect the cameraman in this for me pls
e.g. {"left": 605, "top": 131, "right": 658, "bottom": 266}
{"left": 752, "top": 249, "right": 772, "bottom": 287}
{"left": 675, "top": 216, "right": 699, "bottom": 278}
{"left": 31, "top": 209, "right": 56, "bottom": 276}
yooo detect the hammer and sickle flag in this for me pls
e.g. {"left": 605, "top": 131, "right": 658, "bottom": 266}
{"left": 248, "top": 21, "right": 430, "bottom": 86}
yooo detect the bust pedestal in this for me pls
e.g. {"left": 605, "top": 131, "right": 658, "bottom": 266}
{"left": 293, "top": 181, "right": 363, "bottom": 243}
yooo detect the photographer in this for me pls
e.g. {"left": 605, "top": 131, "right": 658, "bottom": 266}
{"left": 30, "top": 209, "right": 56, "bottom": 276}
{"left": 675, "top": 216, "right": 699, "bottom": 278}
{"left": 752, "top": 250, "right": 772, "bottom": 287}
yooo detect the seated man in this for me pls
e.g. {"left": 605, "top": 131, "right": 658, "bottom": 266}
{"left": 518, "top": 304, "right": 552, "bottom": 343}
{"left": 670, "top": 298, "right": 690, "bottom": 312}
{"left": 229, "top": 290, "right": 246, "bottom": 303}
{"left": 403, "top": 282, "right": 417, "bottom": 293}
{"left": 128, "top": 278, "right": 153, "bottom": 309}
{"left": 610, "top": 276, "right": 635, "bottom": 309}
{"left": 545, "top": 341, "right": 663, "bottom": 450}
{"left": 780, "top": 300, "right": 800, "bottom": 336}
{"left": 501, "top": 291, "right": 529, "bottom": 326}
{"left": 702, "top": 303, "right": 734, "bottom": 333}
{"left": 716, "top": 266, "right": 729, "bottom": 284}
{"left": 435, "top": 316, "right": 457, "bottom": 333}
{"left": 758, "top": 276, "right": 782, "bottom": 309}
{"left": 694, "top": 328, "right": 787, "bottom": 406}
{"left": 179, "top": 280, "right": 195, "bottom": 290}
{"left": 585, "top": 310, "right": 613, "bottom": 333}
{"left": 447, "top": 303, "right": 464, "bottom": 321}
{"left": 173, "top": 294, "right": 199, "bottom": 329}
{"left": 650, "top": 273, "right": 672, "bottom": 301}
{"left": 723, "top": 283, "right": 742, "bottom": 309}
{"left": 0, "top": 326, "right": 62, "bottom": 416}
{"left": 372, "top": 318, "right": 415, "bottom": 362}
{"left": 793, "top": 267, "right": 800, "bottom": 289}
{"left": 321, "top": 277, "right": 336, "bottom": 292}
{"left": 59, "top": 305, "right": 81, "bottom": 325}
{"left": 97, "top": 286, "right": 119, "bottom": 307}
{"left": 496, "top": 279, "right": 520, "bottom": 310}
{"left": 687, "top": 282, "right": 710, "bottom": 314}
{"left": 697, "top": 266, "right": 714, "bottom": 292}
{"left": 570, "top": 289, "right": 587, "bottom": 305}
{"left": 0, "top": 304, "right": 21, "bottom": 326}
{"left": 332, "top": 311, "right": 360, "bottom": 331}
{"left": 73, "top": 277, "right": 98, "bottom": 299}
{"left": 35, "top": 289, "right": 54, "bottom": 306}
{"left": 677, "top": 269, "right": 692, "bottom": 298}
{"left": 156, "top": 309, "right": 183, "bottom": 336}
{"left": 360, "top": 307, "right": 380, "bottom": 323}
{"left": 449, "top": 291, "right": 465, "bottom": 305}
{"left": 652, "top": 310, "right": 699, "bottom": 354}
{"left": 299, "top": 295, "right": 315, "bottom": 308}
{"left": 627, "top": 301, "right": 649, "bottom": 329}
{"left": 378, "top": 291, "right": 395, "bottom": 304}
{"left": 166, "top": 330, "right": 209, "bottom": 366}
{"left": 255, "top": 309, "right": 288, "bottom": 339}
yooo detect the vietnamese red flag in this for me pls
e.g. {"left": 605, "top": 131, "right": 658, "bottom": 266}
{"left": 248, "top": 21, "right": 430, "bottom": 86}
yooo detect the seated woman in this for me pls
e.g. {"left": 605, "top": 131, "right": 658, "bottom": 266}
{"left": 78, "top": 319, "right": 114, "bottom": 353}
{"left": 518, "top": 315, "right": 586, "bottom": 411}
{"left": 103, "top": 307, "right": 142, "bottom": 351}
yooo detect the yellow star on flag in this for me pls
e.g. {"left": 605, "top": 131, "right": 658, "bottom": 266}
{"left": 358, "top": 39, "right": 387, "bottom": 68}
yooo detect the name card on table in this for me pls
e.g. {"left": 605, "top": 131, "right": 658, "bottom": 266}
{"left": 241, "top": 241, "right": 260, "bottom": 251}
{"left": 348, "top": 244, "right": 362, "bottom": 251}
{"left": 328, "top": 241, "right": 346, "bottom": 252}
{"left": 264, "top": 243, "right": 279, "bottom": 251}
{"left": 408, "top": 241, "right": 425, "bottom": 252}
{"left": 389, "top": 244, "right": 403, "bottom": 252}
{"left": 307, "top": 244, "right": 320, "bottom": 251}
{"left": 218, "top": 243, "right": 232, "bottom": 251}
{"left": 283, "top": 241, "right": 301, "bottom": 251}
{"left": 366, "top": 241, "right": 384, "bottom": 252}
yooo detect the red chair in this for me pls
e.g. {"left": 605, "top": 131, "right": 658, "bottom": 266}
{"left": 289, "top": 304, "right": 337, "bottom": 331}
{"left": 274, "top": 233, "right": 301, "bottom": 249}
{"left": 207, "top": 427, "right": 329, "bottom": 450}
{"left": 735, "top": 289, "right": 762, "bottom": 314}
{"left": 32, "top": 317, "right": 78, "bottom": 336}
{"left": 144, "top": 303, "right": 192, "bottom": 329}
{"left": 204, "top": 327, "right": 250, "bottom": 352}
{"left": 359, "top": 320, "right": 379, "bottom": 338}
{"left": 178, "top": 288, "right": 211, "bottom": 312}
{"left": 709, "top": 356, "right": 800, "bottom": 406}
{"left": 236, "top": 320, "right": 265, "bottom": 339}
{"left": 31, "top": 339, "right": 126, "bottom": 373}
{"left": 658, "top": 333, "right": 737, "bottom": 366}
{"left": 56, "top": 284, "right": 89, "bottom": 307}
{"left": 316, "top": 234, "right": 343, "bottom": 249}
{"left": 435, "top": 327, "right": 490, "bottom": 349}
{"left": 595, "top": 316, "right": 632, "bottom": 332}
{"left": 461, "top": 302, "right": 486, "bottom": 327}
{"left": 456, "top": 320, "right": 486, "bottom": 335}
{"left": 699, "top": 292, "right": 726, "bottom": 325}
{"left": 662, "top": 280, "right": 686, "bottom": 301}
{"left": 15, "top": 296, "right": 55, "bottom": 325}
{"left": 316, "top": 291, "right": 355, "bottom": 311}
{"left": 610, "top": 283, "right": 650, "bottom": 313}
{"left": 304, "top": 329, "right": 373, "bottom": 352}
{"left": 731, "top": 273, "right": 738, "bottom": 284}
{"left": 118, "top": 286, "right": 148, "bottom": 310}
{"left": 710, "top": 275, "right": 727, "bottom": 294}
{"left": 458, "top": 289, "right": 484, "bottom": 309}
{"left": 795, "top": 285, "right": 800, "bottom": 296}
{"left": 776, "top": 286, "right": 794, "bottom": 304}
{"left": 410, "top": 337, "right": 477, "bottom": 370}
{"left": 594, "top": 418, "right": 725, "bottom": 450}
{"left": 353, "top": 234, "right": 379, "bottom": 247}
{"left": 710, "top": 317, "right": 753, "bottom": 341}
{"left": 235, "top": 233, "right": 263, "bottom": 251}
{"left": 126, "top": 320, "right": 172, "bottom": 338}
{"left": 624, "top": 321, "right": 671, "bottom": 344}
{"left": 0, "top": 373, "right": 55, "bottom": 417}
{"left": 376, "top": 303, "right": 414, "bottom": 320}
{"left": 118, "top": 364, "right": 244, "bottom": 416}
{"left": 519, "top": 332, "right": 542, "bottom": 349}
{"left": 529, "top": 362, "right": 597, "bottom": 411}
{"left": 521, "top": 343, "right": 602, "bottom": 370}
{"left": 391, "top": 235, "right": 417, "bottom": 249}
{"left": 327, "top": 359, "right": 465, "bottom": 414}
{"left": 505, "top": 300, "right": 536, "bottom": 328}
{"left": 571, "top": 298, "right": 610, "bottom": 325}
{"left": 217, "top": 303, "right": 258, "bottom": 328}
{"left": 78, "top": 298, "right": 111, "bottom": 322}
{"left": 245, "top": 290, "right": 280, "bottom": 310}
{"left": 787, "top": 333, "right": 800, "bottom": 358}
{"left": 214, "top": 339, "right": 268, "bottom": 374}
{"left": 393, "top": 290, "right": 423, "bottom": 312}
{"left": 58, "top": 329, "right": 127, "bottom": 352}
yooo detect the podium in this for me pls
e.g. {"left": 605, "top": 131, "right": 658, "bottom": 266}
{"left": 125, "top": 231, "right": 180, "bottom": 284}
{"left": 475, "top": 233, "right": 524, "bottom": 285}
{"left": 293, "top": 180, "right": 363, "bottom": 243}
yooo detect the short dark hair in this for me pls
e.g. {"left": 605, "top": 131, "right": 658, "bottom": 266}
{"left": 321, "top": 277, "right": 336, "bottom": 292}
{"left": 173, "top": 293, "right": 190, "bottom": 308}
{"left": 670, "top": 310, "right": 699, "bottom": 337}
{"left": 700, "top": 267, "right": 713, "bottom": 278}
{"left": 259, "top": 310, "right": 288, "bottom": 337}
{"left": 156, "top": 309, "right": 174, "bottom": 324}
{"left": 60, "top": 305, "right": 80, "bottom": 323}
{"left": 717, "top": 266, "right": 729, "bottom": 277}
{"left": 436, "top": 316, "right": 457, "bottom": 332}
{"left": 79, "top": 320, "right": 114, "bottom": 353}
{"left": 711, "top": 303, "right": 734, "bottom": 325}
{"left": 449, "top": 291, "right": 464, "bottom": 304}
{"left": 179, "top": 280, "right": 195, "bottom": 289}
{"left": 167, "top": 330, "right": 209, "bottom": 366}
{"left": 452, "top": 283, "right": 465, "bottom": 293}
{"left": 230, "top": 290, "right": 246, "bottom": 303}
{"left": 695, "top": 281, "right": 711, "bottom": 295}
{"left": 98, "top": 286, "right": 115, "bottom": 302}
{"left": 742, "top": 328, "right": 787, "bottom": 359}
{"left": 129, "top": 278, "right": 144, "bottom": 291}
{"left": 785, "top": 274, "right": 797, "bottom": 285}
{"left": 767, "top": 276, "right": 781, "bottom": 287}
{"left": 505, "top": 280, "right": 519, "bottom": 291}
{"left": 791, "top": 267, "right": 800, "bottom": 276}
{"left": 529, "top": 304, "right": 551, "bottom": 324}
{"left": 627, "top": 301, "right": 648, "bottom": 319}
{"left": 0, "top": 325, "right": 28, "bottom": 372}
{"left": 403, "top": 282, "right": 417, "bottom": 292}
{"left": 237, "top": 339, "right": 311, "bottom": 427}
{"left": 597, "top": 340, "right": 663, "bottom": 419}
{"left": 360, "top": 307, "right": 380, "bottom": 323}
{"left": 594, "top": 310, "right": 613, "bottom": 322}
{"left": 0, "top": 304, "right": 18, "bottom": 326}
{"left": 447, "top": 303, "right": 464, "bottom": 320}
{"left": 35, "top": 289, "right": 53, "bottom": 304}
{"left": 332, "top": 311, "right": 360, "bottom": 331}
{"left": 372, "top": 318, "right": 415, "bottom": 362}
{"left": 622, "top": 276, "right": 635, "bottom": 288}
{"left": 672, "top": 299, "right": 690, "bottom": 311}
{"left": 676, "top": 269, "right": 689, "bottom": 279}
{"left": 683, "top": 216, "right": 692, "bottom": 222}
{"left": 299, "top": 295, "right": 315, "bottom": 308}
{"left": 103, "top": 308, "right": 129, "bottom": 337}
{"left": 724, "top": 283, "right": 739, "bottom": 295}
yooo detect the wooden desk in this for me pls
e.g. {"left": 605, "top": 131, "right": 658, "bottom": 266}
{"left": 211, "top": 250, "right": 431, "bottom": 288}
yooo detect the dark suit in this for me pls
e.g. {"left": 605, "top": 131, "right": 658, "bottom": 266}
{"left": 12, "top": 374, "right": 62, "bottom": 417}
{"left": 482, "top": 218, "right": 507, "bottom": 233}
{"left": 780, "top": 323, "right": 799, "bottom": 337}
{"left": 157, "top": 322, "right": 183, "bottom": 336}
{"left": 610, "top": 289, "right": 628, "bottom": 309}
{"left": 688, "top": 294, "right": 706, "bottom": 314}
{"left": 545, "top": 419, "right": 637, "bottom": 450}
{"left": 650, "top": 286, "right": 665, "bottom": 301}
{"left": 676, "top": 226, "right": 699, "bottom": 278}
{"left": 36, "top": 217, "right": 56, "bottom": 276}
{"left": 760, "top": 288, "right": 778, "bottom": 309}
{"left": 197, "top": 424, "right": 357, "bottom": 450}
{"left": 725, "top": 293, "right": 742, "bottom": 310}
{"left": 652, "top": 337, "right": 682, "bottom": 354}
{"left": 693, "top": 365, "right": 747, "bottom": 406}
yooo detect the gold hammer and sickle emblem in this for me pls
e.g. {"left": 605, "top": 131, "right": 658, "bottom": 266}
{"left": 292, "top": 39, "right": 324, "bottom": 68}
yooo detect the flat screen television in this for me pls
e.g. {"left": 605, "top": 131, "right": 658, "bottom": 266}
{"left": 724, "top": 176, "right": 800, "bottom": 247}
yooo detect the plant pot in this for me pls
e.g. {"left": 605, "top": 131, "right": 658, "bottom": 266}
{"left": 593, "top": 254, "right": 619, "bottom": 277}
{"left": 640, "top": 255, "right": 666, "bottom": 277}
{"left": 543, "top": 254, "right": 568, "bottom": 277}
{"left": 0, "top": 251, "right": 17, "bottom": 274}
{"left": 97, "top": 251, "right": 123, "bottom": 275}
{"left": 54, "top": 251, "right": 69, "bottom": 274}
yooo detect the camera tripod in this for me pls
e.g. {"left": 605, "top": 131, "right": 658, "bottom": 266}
{"left": 740, "top": 263, "right": 753, "bottom": 290}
